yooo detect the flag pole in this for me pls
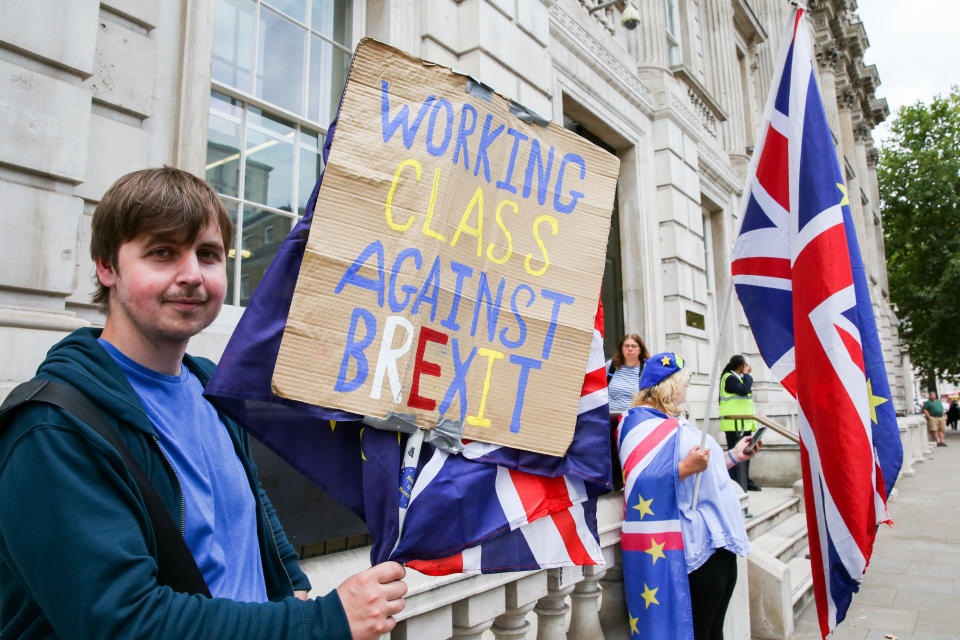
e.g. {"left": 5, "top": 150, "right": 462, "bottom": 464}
{"left": 691, "top": 241, "right": 737, "bottom": 509}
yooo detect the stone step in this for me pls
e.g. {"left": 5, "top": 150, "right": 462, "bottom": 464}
{"left": 744, "top": 487, "right": 801, "bottom": 541}
{"left": 787, "top": 554, "right": 815, "bottom": 618}
{"left": 751, "top": 512, "right": 809, "bottom": 564}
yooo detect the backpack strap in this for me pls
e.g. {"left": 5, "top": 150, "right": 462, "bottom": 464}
{"left": 0, "top": 379, "right": 211, "bottom": 597}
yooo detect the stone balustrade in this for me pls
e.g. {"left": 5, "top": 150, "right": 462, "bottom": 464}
{"left": 301, "top": 493, "right": 629, "bottom": 640}
{"left": 300, "top": 416, "right": 922, "bottom": 640}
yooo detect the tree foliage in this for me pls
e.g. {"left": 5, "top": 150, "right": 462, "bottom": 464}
{"left": 878, "top": 87, "right": 960, "bottom": 384}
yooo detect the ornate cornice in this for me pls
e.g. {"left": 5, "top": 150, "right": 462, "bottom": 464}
{"left": 698, "top": 141, "right": 744, "bottom": 195}
{"left": 548, "top": 5, "right": 656, "bottom": 115}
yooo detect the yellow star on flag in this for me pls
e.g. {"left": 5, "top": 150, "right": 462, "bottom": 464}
{"left": 330, "top": 420, "right": 336, "bottom": 431}
{"left": 645, "top": 538, "right": 666, "bottom": 564}
{"left": 660, "top": 354, "right": 671, "bottom": 366}
{"left": 867, "top": 378, "right": 889, "bottom": 424}
{"left": 632, "top": 495, "right": 654, "bottom": 519}
{"left": 837, "top": 182, "right": 849, "bottom": 206}
{"left": 641, "top": 583, "right": 659, "bottom": 609}
{"left": 629, "top": 612, "right": 639, "bottom": 635}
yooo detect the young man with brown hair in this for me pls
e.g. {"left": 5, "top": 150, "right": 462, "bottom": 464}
{"left": 0, "top": 167, "right": 405, "bottom": 639}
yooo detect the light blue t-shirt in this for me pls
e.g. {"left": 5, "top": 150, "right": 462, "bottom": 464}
{"left": 674, "top": 417, "right": 750, "bottom": 572}
{"left": 100, "top": 339, "right": 268, "bottom": 602}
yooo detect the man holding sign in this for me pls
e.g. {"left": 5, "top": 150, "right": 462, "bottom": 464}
{"left": 0, "top": 168, "right": 404, "bottom": 639}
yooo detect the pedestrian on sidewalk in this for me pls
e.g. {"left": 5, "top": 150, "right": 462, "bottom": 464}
{"left": 922, "top": 390, "right": 948, "bottom": 447}
{"left": 947, "top": 399, "right": 959, "bottom": 430}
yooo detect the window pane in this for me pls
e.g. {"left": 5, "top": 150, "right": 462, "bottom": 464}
{"left": 299, "top": 130, "right": 323, "bottom": 215}
{"left": 244, "top": 108, "right": 296, "bottom": 211}
{"left": 265, "top": 0, "right": 306, "bottom": 23}
{"left": 240, "top": 208, "right": 294, "bottom": 305}
{"left": 256, "top": 7, "right": 306, "bottom": 114}
{"left": 311, "top": 0, "right": 352, "bottom": 46}
{"left": 206, "top": 91, "right": 244, "bottom": 198}
{"left": 212, "top": 0, "right": 255, "bottom": 92}
{"left": 308, "top": 34, "right": 351, "bottom": 125}
{"left": 223, "top": 200, "right": 240, "bottom": 305}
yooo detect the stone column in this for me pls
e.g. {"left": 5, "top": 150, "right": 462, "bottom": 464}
{"left": 631, "top": 0, "right": 669, "bottom": 67}
{"left": 567, "top": 564, "right": 607, "bottom": 640}
{"left": 492, "top": 572, "right": 548, "bottom": 640}
{"left": 452, "top": 586, "right": 506, "bottom": 640}
{"left": 700, "top": 0, "right": 747, "bottom": 157}
{"left": 534, "top": 567, "right": 581, "bottom": 640}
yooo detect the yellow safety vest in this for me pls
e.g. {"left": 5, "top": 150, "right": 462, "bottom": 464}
{"left": 719, "top": 371, "right": 756, "bottom": 431}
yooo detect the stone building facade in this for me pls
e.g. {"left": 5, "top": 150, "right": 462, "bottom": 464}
{"left": 0, "top": 0, "right": 906, "bottom": 458}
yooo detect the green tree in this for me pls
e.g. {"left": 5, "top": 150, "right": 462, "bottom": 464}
{"left": 878, "top": 87, "right": 960, "bottom": 385}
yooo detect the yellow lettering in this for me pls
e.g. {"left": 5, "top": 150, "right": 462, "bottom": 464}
{"left": 485, "top": 199, "right": 517, "bottom": 265}
{"left": 466, "top": 347, "right": 504, "bottom": 428}
{"left": 421, "top": 167, "right": 446, "bottom": 242}
{"left": 524, "top": 214, "right": 558, "bottom": 276}
{"left": 385, "top": 159, "right": 421, "bottom": 232}
{"left": 450, "top": 187, "right": 485, "bottom": 257}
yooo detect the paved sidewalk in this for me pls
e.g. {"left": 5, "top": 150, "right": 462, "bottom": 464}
{"left": 792, "top": 428, "right": 960, "bottom": 639}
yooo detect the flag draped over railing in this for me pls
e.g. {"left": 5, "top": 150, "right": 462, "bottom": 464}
{"left": 204, "top": 118, "right": 612, "bottom": 574}
{"left": 731, "top": 8, "right": 903, "bottom": 637}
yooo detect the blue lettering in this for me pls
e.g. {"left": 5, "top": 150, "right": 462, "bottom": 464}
{"left": 388, "top": 247, "right": 422, "bottom": 313}
{"left": 334, "top": 308, "right": 377, "bottom": 392}
{"left": 335, "top": 240, "right": 385, "bottom": 307}
{"left": 411, "top": 256, "right": 442, "bottom": 321}
{"left": 495, "top": 128, "right": 528, "bottom": 194}
{"left": 452, "top": 103, "right": 478, "bottom": 171}
{"left": 381, "top": 80, "right": 436, "bottom": 148}
{"left": 499, "top": 284, "right": 533, "bottom": 349}
{"left": 440, "top": 261, "right": 474, "bottom": 332}
{"left": 471, "top": 272, "right": 505, "bottom": 342}
{"left": 539, "top": 288, "right": 576, "bottom": 360}
{"left": 553, "top": 153, "right": 586, "bottom": 214}
{"left": 473, "top": 114, "right": 505, "bottom": 183}
{"left": 522, "top": 139, "right": 555, "bottom": 206}
{"left": 438, "top": 338, "right": 478, "bottom": 421}
{"left": 425, "top": 99, "right": 454, "bottom": 157}
{"left": 508, "top": 355, "right": 542, "bottom": 433}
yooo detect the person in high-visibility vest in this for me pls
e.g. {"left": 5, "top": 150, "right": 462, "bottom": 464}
{"left": 719, "top": 355, "right": 760, "bottom": 491}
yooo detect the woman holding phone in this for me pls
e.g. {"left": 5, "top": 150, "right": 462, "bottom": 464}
{"left": 619, "top": 353, "right": 761, "bottom": 639}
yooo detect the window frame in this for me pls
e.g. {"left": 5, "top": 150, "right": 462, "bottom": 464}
{"left": 205, "top": 0, "right": 361, "bottom": 307}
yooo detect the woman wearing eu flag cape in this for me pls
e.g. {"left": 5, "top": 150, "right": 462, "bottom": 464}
{"left": 617, "top": 352, "right": 761, "bottom": 639}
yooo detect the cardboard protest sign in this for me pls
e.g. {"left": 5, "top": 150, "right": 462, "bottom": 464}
{"left": 272, "top": 38, "right": 618, "bottom": 456}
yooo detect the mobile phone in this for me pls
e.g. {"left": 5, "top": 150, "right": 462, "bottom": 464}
{"left": 746, "top": 426, "right": 767, "bottom": 451}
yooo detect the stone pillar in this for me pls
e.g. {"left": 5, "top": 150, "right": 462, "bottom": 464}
{"left": 598, "top": 546, "right": 630, "bottom": 640}
{"left": 631, "top": 0, "right": 669, "bottom": 67}
{"left": 534, "top": 567, "right": 581, "bottom": 640}
{"left": 452, "top": 586, "right": 506, "bottom": 640}
{"left": 700, "top": 0, "right": 747, "bottom": 157}
{"left": 492, "top": 572, "right": 548, "bottom": 640}
{"left": 567, "top": 564, "right": 607, "bottom": 640}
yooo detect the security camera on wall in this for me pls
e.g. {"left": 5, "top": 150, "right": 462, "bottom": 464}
{"left": 621, "top": 2, "right": 640, "bottom": 30}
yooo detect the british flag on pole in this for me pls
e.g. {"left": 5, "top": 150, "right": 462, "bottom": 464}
{"left": 731, "top": 8, "right": 902, "bottom": 638}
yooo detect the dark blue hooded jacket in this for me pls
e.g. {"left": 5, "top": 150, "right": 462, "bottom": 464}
{"left": 0, "top": 327, "right": 349, "bottom": 639}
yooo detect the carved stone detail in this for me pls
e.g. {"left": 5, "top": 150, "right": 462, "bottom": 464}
{"left": 549, "top": 5, "right": 656, "bottom": 113}
{"left": 687, "top": 87, "right": 719, "bottom": 138}
{"left": 815, "top": 44, "right": 840, "bottom": 72}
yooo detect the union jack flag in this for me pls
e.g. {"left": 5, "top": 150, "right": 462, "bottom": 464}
{"left": 403, "top": 302, "right": 609, "bottom": 574}
{"left": 731, "top": 9, "right": 902, "bottom": 637}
